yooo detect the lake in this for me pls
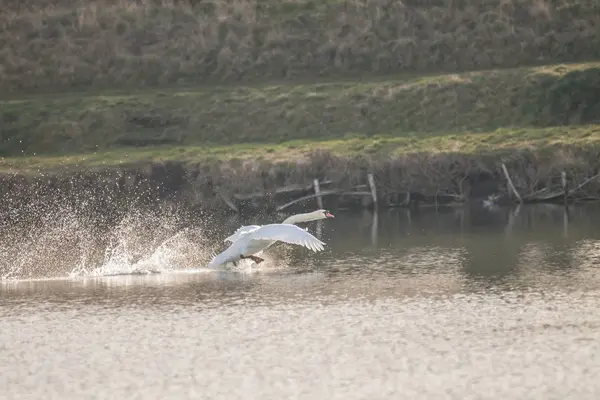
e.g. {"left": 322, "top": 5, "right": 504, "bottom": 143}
{"left": 2, "top": 204, "right": 600, "bottom": 399}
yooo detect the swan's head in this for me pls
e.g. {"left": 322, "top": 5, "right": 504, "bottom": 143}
{"left": 319, "top": 209, "right": 335, "bottom": 219}
{"left": 307, "top": 209, "right": 335, "bottom": 221}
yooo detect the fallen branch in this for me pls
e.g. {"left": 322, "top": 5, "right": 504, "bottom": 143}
{"left": 567, "top": 172, "right": 600, "bottom": 196}
{"left": 402, "top": 191, "right": 411, "bottom": 207}
{"left": 339, "top": 191, "right": 373, "bottom": 196}
{"left": 276, "top": 189, "right": 342, "bottom": 211}
{"left": 501, "top": 163, "right": 523, "bottom": 203}
{"left": 437, "top": 193, "right": 465, "bottom": 200}
{"left": 216, "top": 190, "right": 239, "bottom": 213}
{"left": 313, "top": 179, "right": 324, "bottom": 208}
{"left": 367, "top": 173, "right": 378, "bottom": 210}
{"left": 233, "top": 180, "right": 335, "bottom": 201}
{"left": 525, "top": 188, "right": 565, "bottom": 202}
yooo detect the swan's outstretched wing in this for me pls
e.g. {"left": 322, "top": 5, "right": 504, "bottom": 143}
{"left": 224, "top": 225, "right": 261, "bottom": 243}
{"left": 248, "top": 224, "right": 326, "bottom": 252}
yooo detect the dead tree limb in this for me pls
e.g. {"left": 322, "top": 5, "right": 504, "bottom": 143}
{"left": 501, "top": 163, "right": 523, "bottom": 203}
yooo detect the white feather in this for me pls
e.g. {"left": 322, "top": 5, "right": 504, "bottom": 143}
{"left": 223, "top": 210, "right": 334, "bottom": 244}
{"left": 208, "top": 224, "right": 326, "bottom": 268}
{"left": 223, "top": 225, "right": 261, "bottom": 243}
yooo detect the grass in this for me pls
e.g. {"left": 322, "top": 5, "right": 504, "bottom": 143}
{"left": 1, "top": 0, "right": 600, "bottom": 93}
{"left": 3, "top": 125, "right": 600, "bottom": 174}
{"left": 2, "top": 62, "right": 600, "bottom": 167}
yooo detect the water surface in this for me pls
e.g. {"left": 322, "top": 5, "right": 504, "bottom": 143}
{"left": 3, "top": 204, "right": 600, "bottom": 399}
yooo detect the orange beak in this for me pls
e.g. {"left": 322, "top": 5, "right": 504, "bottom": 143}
{"left": 325, "top": 212, "right": 335, "bottom": 218}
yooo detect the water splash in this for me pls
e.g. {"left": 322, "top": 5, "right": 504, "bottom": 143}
{"left": 0, "top": 202, "right": 220, "bottom": 281}
{"left": 0, "top": 200, "right": 302, "bottom": 281}
{"left": 83, "top": 226, "right": 214, "bottom": 277}
{"left": 0, "top": 172, "right": 307, "bottom": 281}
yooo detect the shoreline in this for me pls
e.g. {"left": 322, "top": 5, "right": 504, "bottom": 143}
{"left": 2, "top": 62, "right": 600, "bottom": 212}
{"left": 3, "top": 144, "right": 600, "bottom": 216}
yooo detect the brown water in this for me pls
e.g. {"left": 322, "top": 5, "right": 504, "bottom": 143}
{"left": 3, "top": 204, "right": 600, "bottom": 399}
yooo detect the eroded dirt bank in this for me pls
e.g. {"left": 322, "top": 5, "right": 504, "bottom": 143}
{"left": 3, "top": 148, "right": 600, "bottom": 221}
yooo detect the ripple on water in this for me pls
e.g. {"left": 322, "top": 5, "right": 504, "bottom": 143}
{"left": 2, "top": 286, "right": 600, "bottom": 400}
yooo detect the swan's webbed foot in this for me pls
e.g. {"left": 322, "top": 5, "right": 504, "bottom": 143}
{"left": 249, "top": 255, "right": 264, "bottom": 264}
{"left": 241, "top": 255, "right": 265, "bottom": 264}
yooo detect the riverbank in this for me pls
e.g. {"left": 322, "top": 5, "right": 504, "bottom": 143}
{"left": 2, "top": 62, "right": 600, "bottom": 212}
{"left": 3, "top": 136, "right": 600, "bottom": 215}
{"left": 2, "top": 62, "right": 599, "bottom": 158}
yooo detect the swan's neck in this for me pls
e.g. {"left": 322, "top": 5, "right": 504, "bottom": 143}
{"left": 282, "top": 212, "right": 321, "bottom": 224}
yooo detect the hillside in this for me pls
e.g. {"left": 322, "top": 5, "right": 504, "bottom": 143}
{"left": 1, "top": 0, "right": 599, "bottom": 93}
{"left": 2, "top": 62, "right": 600, "bottom": 166}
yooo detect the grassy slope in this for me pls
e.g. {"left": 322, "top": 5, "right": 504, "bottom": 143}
{"left": 3, "top": 125, "right": 600, "bottom": 173}
{"left": 2, "top": 62, "right": 600, "bottom": 173}
{"left": 1, "top": 0, "right": 600, "bottom": 93}
{"left": 2, "top": 1, "right": 600, "bottom": 175}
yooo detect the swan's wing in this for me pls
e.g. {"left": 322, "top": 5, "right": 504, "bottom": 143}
{"left": 224, "top": 225, "right": 261, "bottom": 243}
{"left": 248, "top": 224, "right": 326, "bottom": 252}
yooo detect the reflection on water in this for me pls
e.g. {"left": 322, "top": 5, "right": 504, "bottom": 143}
{"left": 3, "top": 204, "right": 600, "bottom": 399}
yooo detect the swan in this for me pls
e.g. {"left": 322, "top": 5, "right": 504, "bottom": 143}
{"left": 223, "top": 209, "right": 335, "bottom": 244}
{"left": 209, "top": 209, "right": 334, "bottom": 268}
{"left": 207, "top": 223, "right": 326, "bottom": 268}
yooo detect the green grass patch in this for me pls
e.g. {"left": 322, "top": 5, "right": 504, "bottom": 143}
{"left": 3, "top": 125, "right": 600, "bottom": 174}
{"left": 2, "top": 62, "right": 600, "bottom": 165}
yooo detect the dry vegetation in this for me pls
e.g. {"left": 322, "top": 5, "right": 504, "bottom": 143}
{"left": 1, "top": 0, "right": 600, "bottom": 93}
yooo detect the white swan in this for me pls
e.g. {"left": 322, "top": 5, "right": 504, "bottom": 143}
{"left": 207, "top": 223, "right": 326, "bottom": 268}
{"left": 223, "top": 209, "right": 335, "bottom": 244}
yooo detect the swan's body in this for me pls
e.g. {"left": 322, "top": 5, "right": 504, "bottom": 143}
{"left": 207, "top": 223, "right": 326, "bottom": 268}
{"left": 223, "top": 209, "right": 334, "bottom": 244}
